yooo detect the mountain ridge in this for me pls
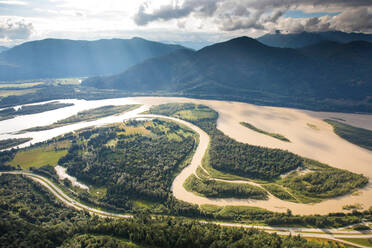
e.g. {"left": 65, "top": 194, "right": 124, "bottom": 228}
{"left": 83, "top": 36, "right": 372, "bottom": 110}
{"left": 0, "top": 38, "right": 185, "bottom": 81}
{"left": 258, "top": 31, "right": 372, "bottom": 48}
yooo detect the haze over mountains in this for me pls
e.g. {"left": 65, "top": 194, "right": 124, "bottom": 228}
{"left": 0, "top": 31, "right": 371, "bottom": 111}
{"left": 0, "top": 38, "right": 184, "bottom": 81}
{"left": 258, "top": 31, "right": 372, "bottom": 48}
{"left": 84, "top": 36, "right": 372, "bottom": 105}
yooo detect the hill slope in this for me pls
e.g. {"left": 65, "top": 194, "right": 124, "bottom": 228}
{"left": 0, "top": 38, "right": 185, "bottom": 80}
{"left": 83, "top": 37, "right": 372, "bottom": 108}
{"left": 258, "top": 31, "right": 372, "bottom": 48}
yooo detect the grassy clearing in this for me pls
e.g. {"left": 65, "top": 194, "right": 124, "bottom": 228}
{"left": 184, "top": 174, "right": 268, "bottom": 199}
{"left": 307, "top": 123, "right": 320, "bottom": 130}
{"left": 0, "top": 88, "right": 38, "bottom": 97}
{"left": 0, "top": 82, "right": 44, "bottom": 88}
{"left": 196, "top": 166, "right": 210, "bottom": 179}
{"left": 7, "top": 140, "right": 70, "bottom": 169}
{"left": 262, "top": 183, "right": 297, "bottom": 202}
{"left": 200, "top": 204, "right": 271, "bottom": 221}
{"left": 303, "top": 237, "right": 356, "bottom": 248}
{"left": 174, "top": 109, "right": 217, "bottom": 121}
{"left": 338, "top": 238, "right": 372, "bottom": 247}
{"left": 54, "top": 78, "right": 83, "bottom": 85}
{"left": 325, "top": 119, "right": 372, "bottom": 151}
{"left": 240, "top": 122, "right": 290, "bottom": 142}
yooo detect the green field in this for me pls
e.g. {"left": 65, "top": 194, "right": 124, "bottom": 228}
{"left": 325, "top": 119, "right": 372, "bottom": 151}
{"left": 7, "top": 141, "right": 70, "bottom": 169}
{"left": 240, "top": 122, "right": 290, "bottom": 142}
{"left": 262, "top": 183, "right": 297, "bottom": 202}
{"left": 339, "top": 238, "right": 372, "bottom": 247}
{"left": 0, "top": 82, "right": 44, "bottom": 88}
{"left": 184, "top": 174, "right": 268, "bottom": 199}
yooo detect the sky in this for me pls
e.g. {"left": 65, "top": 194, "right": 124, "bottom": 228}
{"left": 0, "top": 0, "right": 371, "bottom": 47}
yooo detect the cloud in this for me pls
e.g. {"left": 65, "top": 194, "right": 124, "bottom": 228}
{"left": 134, "top": 0, "right": 218, "bottom": 26}
{"left": 0, "top": 19, "right": 34, "bottom": 41}
{"left": 0, "top": 0, "right": 28, "bottom": 6}
{"left": 132, "top": 0, "right": 372, "bottom": 34}
{"left": 272, "top": 7, "right": 372, "bottom": 33}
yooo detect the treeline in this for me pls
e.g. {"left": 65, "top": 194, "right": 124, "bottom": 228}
{"left": 325, "top": 119, "right": 372, "bottom": 151}
{"left": 0, "top": 138, "right": 32, "bottom": 150}
{"left": 184, "top": 174, "right": 268, "bottom": 199}
{"left": 0, "top": 174, "right": 352, "bottom": 248}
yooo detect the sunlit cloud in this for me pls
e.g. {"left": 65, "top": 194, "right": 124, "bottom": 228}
{"left": 0, "top": 0, "right": 371, "bottom": 46}
{"left": 0, "top": 0, "right": 28, "bottom": 5}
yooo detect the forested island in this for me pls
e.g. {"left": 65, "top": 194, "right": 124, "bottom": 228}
{"left": 240, "top": 122, "right": 290, "bottom": 142}
{"left": 0, "top": 138, "right": 32, "bottom": 150}
{"left": 325, "top": 119, "right": 372, "bottom": 151}
{"left": 0, "top": 101, "right": 73, "bottom": 121}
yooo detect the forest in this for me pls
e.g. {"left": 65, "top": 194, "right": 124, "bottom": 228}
{"left": 0, "top": 174, "right": 355, "bottom": 248}
{"left": 58, "top": 119, "right": 197, "bottom": 210}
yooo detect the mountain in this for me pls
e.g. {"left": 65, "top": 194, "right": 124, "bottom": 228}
{"left": 83, "top": 37, "right": 372, "bottom": 111}
{"left": 0, "top": 37, "right": 185, "bottom": 81}
{"left": 0, "top": 46, "right": 8, "bottom": 53}
{"left": 164, "top": 40, "right": 213, "bottom": 50}
{"left": 258, "top": 31, "right": 372, "bottom": 48}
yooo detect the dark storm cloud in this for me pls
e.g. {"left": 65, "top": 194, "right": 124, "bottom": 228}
{"left": 133, "top": 0, "right": 372, "bottom": 33}
{"left": 0, "top": 19, "right": 33, "bottom": 40}
{"left": 134, "top": 0, "right": 218, "bottom": 26}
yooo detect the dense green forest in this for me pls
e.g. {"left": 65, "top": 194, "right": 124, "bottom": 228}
{"left": 325, "top": 119, "right": 372, "bottom": 151}
{"left": 58, "top": 119, "right": 197, "bottom": 210}
{"left": 0, "top": 174, "right": 356, "bottom": 248}
{"left": 147, "top": 103, "right": 368, "bottom": 200}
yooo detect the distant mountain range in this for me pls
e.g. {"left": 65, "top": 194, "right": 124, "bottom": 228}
{"left": 84, "top": 36, "right": 372, "bottom": 111}
{"left": 0, "top": 38, "right": 184, "bottom": 81}
{"left": 258, "top": 31, "right": 372, "bottom": 48}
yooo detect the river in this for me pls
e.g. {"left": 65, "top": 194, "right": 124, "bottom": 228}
{"left": 1, "top": 97, "right": 372, "bottom": 215}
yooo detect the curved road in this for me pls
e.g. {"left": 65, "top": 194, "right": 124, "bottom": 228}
{"left": 1, "top": 171, "right": 371, "bottom": 248}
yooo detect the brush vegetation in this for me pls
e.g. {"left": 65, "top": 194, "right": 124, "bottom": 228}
{"left": 240, "top": 122, "right": 290, "bottom": 142}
